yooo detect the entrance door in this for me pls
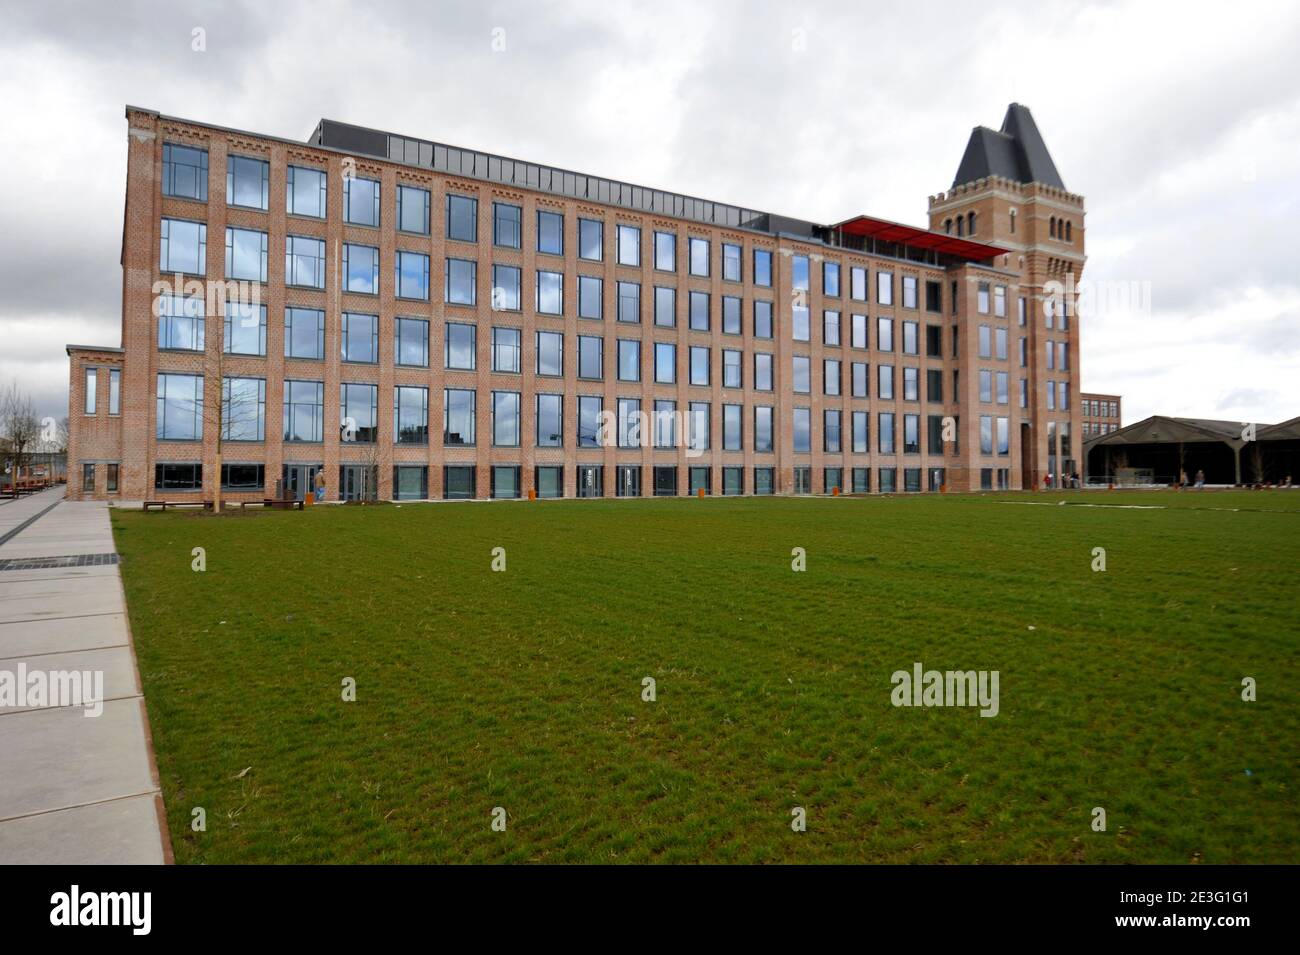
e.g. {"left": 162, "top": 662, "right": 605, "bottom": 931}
{"left": 82, "top": 463, "right": 96, "bottom": 499}
{"left": 1019, "top": 423, "right": 1033, "bottom": 489}
{"left": 283, "top": 464, "right": 320, "bottom": 501}
{"left": 339, "top": 465, "right": 375, "bottom": 501}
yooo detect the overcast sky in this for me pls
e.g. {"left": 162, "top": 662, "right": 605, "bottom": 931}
{"left": 1, "top": 0, "right": 1297, "bottom": 426}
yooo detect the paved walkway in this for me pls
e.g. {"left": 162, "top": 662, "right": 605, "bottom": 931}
{"left": 0, "top": 489, "right": 169, "bottom": 864}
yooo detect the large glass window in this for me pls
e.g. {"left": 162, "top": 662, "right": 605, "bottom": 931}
{"left": 824, "top": 359, "right": 841, "bottom": 396}
{"left": 723, "top": 243, "right": 742, "bottom": 283}
{"left": 445, "top": 322, "right": 476, "bottom": 370}
{"left": 755, "top": 406, "right": 774, "bottom": 452}
{"left": 394, "top": 466, "right": 428, "bottom": 500}
{"left": 394, "top": 386, "right": 429, "bottom": 444}
{"left": 395, "top": 317, "right": 429, "bottom": 367}
{"left": 492, "top": 466, "right": 520, "bottom": 500}
{"left": 578, "top": 275, "right": 603, "bottom": 319}
{"left": 536, "top": 393, "right": 563, "bottom": 447}
{"left": 723, "top": 404, "right": 742, "bottom": 451}
{"left": 792, "top": 306, "right": 810, "bottom": 342}
{"left": 852, "top": 362, "right": 868, "bottom": 398}
{"left": 851, "top": 267, "right": 867, "bottom": 301}
{"left": 157, "top": 294, "right": 205, "bottom": 351}
{"left": 878, "top": 364, "right": 894, "bottom": 400}
{"left": 617, "top": 224, "right": 640, "bottom": 266}
{"left": 689, "top": 237, "right": 710, "bottom": 276}
{"left": 341, "top": 312, "right": 378, "bottom": 363}
{"left": 723, "top": 296, "right": 742, "bottom": 335}
{"left": 155, "top": 463, "right": 202, "bottom": 491}
{"left": 878, "top": 271, "right": 893, "bottom": 306}
{"left": 224, "top": 302, "right": 266, "bottom": 356}
{"left": 853, "top": 411, "right": 869, "bottom": 453}
{"left": 792, "top": 355, "right": 810, "bottom": 394}
{"left": 222, "top": 377, "right": 265, "bottom": 441}
{"left": 286, "top": 165, "right": 325, "bottom": 218}
{"left": 492, "top": 391, "right": 520, "bottom": 446}
{"left": 723, "top": 349, "right": 742, "bottom": 389}
{"left": 397, "top": 185, "right": 431, "bottom": 234}
{"left": 877, "top": 317, "right": 894, "bottom": 352}
{"left": 446, "top": 194, "right": 478, "bottom": 242}
{"left": 537, "top": 331, "right": 564, "bottom": 376}
{"left": 824, "top": 310, "right": 841, "bottom": 346}
{"left": 536, "top": 270, "right": 563, "bottom": 314}
{"left": 793, "top": 407, "right": 811, "bottom": 453}
{"left": 226, "top": 155, "right": 268, "bottom": 210}
{"left": 492, "top": 326, "right": 521, "bottom": 373}
{"left": 903, "top": 413, "right": 920, "bottom": 454}
{"left": 395, "top": 250, "right": 430, "bottom": 300}
{"left": 537, "top": 210, "right": 564, "bottom": 255}
{"left": 342, "top": 243, "right": 379, "bottom": 294}
{"left": 156, "top": 373, "right": 203, "bottom": 440}
{"left": 343, "top": 176, "right": 380, "bottom": 226}
{"left": 493, "top": 202, "right": 521, "bottom": 248}
{"left": 878, "top": 412, "right": 895, "bottom": 454}
{"left": 492, "top": 264, "right": 521, "bottom": 311}
{"left": 163, "top": 143, "right": 208, "bottom": 201}
{"left": 225, "top": 227, "right": 267, "bottom": 282}
{"left": 754, "top": 352, "right": 773, "bottom": 391}
{"left": 285, "top": 235, "right": 325, "bottom": 288}
{"left": 654, "top": 286, "right": 675, "bottom": 327}
{"left": 690, "top": 346, "right": 710, "bottom": 386}
{"left": 578, "top": 396, "right": 602, "bottom": 448}
{"left": 339, "top": 382, "right": 378, "bottom": 442}
{"left": 444, "top": 465, "right": 477, "bottom": 499}
{"left": 689, "top": 291, "right": 710, "bottom": 331}
{"left": 221, "top": 463, "right": 263, "bottom": 491}
{"left": 903, "top": 366, "right": 919, "bottom": 401}
{"left": 689, "top": 402, "right": 710, "bottom": 452}
{"left": 109, "top": 369, "right": 120, "bottom": 416}
{"left": 535, "top": 466, "right": 563, "bottom": 499}
{"left": 160, "top": 219, "right": 206, "bottom": 274}
{"left": 283, "top": 380, "right": 323, "bottom": 442}
{"left": 617, "top": 339, "right": 640, "bottom": 381}
{"left": 902, "top": 276, "right": 918, "bottom": 310}
{"left": 791, "top": 255, "right": 809, "bottom": 291}
{"left": 654, "top": 231, "right": 676, "bottom": 271}
{"left": 654, "top": 400, "right": 677, "bottom": 449}
{"left": 285, "top": 307, "right": 324, "bottom": 360}
{"left": 578, "top": 335, "right": 602, "bottom": 379}
{"left": 655, "top": 342, "right": 676, "bottom": 384}
{"left": 445, "top": 258, "right": 477, "bottom": 305}
{"left": 824, "top": 262, "right": 841, "bottom": 297}
{"left": 754, "top": 249, "right": 772, "bottom": 287}
{"left": 618, "top": 282, "right": 640, "bottom": 324}
{"left": 579, "top": 218, "right": 603, "bottom": 260}
{"left": 754, "top": 300, "right": 773, "bottom": 339}
{"left": 84, "top": 367, "right": 96, "bottom": 414}
{"left": 444, "top": 389, "right": 475, "bottom": 445}
{"left": 617, "top": 398, "right": 642, "bottom": 448}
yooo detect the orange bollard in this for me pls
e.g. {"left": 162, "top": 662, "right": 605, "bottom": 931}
{"left": 305, "top": 492, "right": 315, "bottom": 505}
{"left": 528, "top": 488, "right": 536, "bottom": 501}
{"left": 697, "top": 487, "right": 704, "bottom": 498}
{"left": 833, "top": 486, "right": 840, "bottom": 496}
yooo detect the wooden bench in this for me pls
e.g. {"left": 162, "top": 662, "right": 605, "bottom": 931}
{"left": 263, "top": 498, "right": 304, "bottom": 510}
{"left": 142, "top": 500, "right": 214, "bottom": 511}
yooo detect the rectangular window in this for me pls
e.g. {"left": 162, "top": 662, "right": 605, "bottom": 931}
{"left": 536, "top": 393, "right": 563, "bottom": 447}
{"left": 163, "top": 143, "right": 208, "bottom": 201}
{"left": 980, "top": 415, "right": 994, "bottom": 454}
{"left": 617, "top": 339, "right": 641, "bottom": 382}
{"left": 824, "top": 467, "right": 843, "bottom": 494}
{"left": 996, "top": 371, "right": 1009, "bottom": 405}
{"left": 852, "top": 314, "right": 868, "bottom": 349}
{"left": 925, "top": 280, "right": 941, "bottom": 313}
{"left": 537, "top": 331, "right": 564, "bottom": 377}
{"left": 106, "top": 462, "right": 120, "bottom": 492}
{"left": 1019, "top": 379, "right": 1029, "bottom": 409}
{"left": 979, "top": 325, "right": 992, "bottom": 359}
{"left": 852, "top": 411, "right": 868, "bottom": 453}
{"left": 926, "top": 368, "right": 943, "bottom": 404}
{"left": 395, "top": 317, "right": 429, "bottom": 367}
{"left": 723, "top": 404, "right": 742, "bottom": 451}
{"left": 903, "top": 413, "right": 919, "bottom": 454}
{"left": 792, "top": 255, "right": 809, "bottom": 291}
{"left": 285, "top": 307, "right": 324, "bottom": 360}
{"left": 721, "top": 349, "right": 741, "bottom": 389}
{"left": 878, "top": 364, "right": 894, "bottom": 400}
{"left": 654, "top": 286, "right": 676, "bottom": 327}
{"left": 689, "top": 291, "right": 710, "bottom": 331}
{"left": 877, "top": 317, "right": 893, "bottom": 352}
{"left": 655, "top": 342, "right": 676, "bottom": 384}
{"left": 157, "top": 294, "right": 205, "bottom": 351}
{"left": 754, "top": 467, "right": 775, "bottom": 495}
{"left": 397, "top": 185, "right": 430, "bottom": 234}
{"left": 446, "top": 194, "right": 478, "bottom": 242}
{"left": 493, "top": 202, "right": 522, "bottom": 248}
{"left": 445, "top": 258, "right": 477, "bottom": 305}
{"left": 824, "top": 261, "right": 841, "bottom": 297}
{"left": 754, "top": 300, "right": 773, "bottom": 339}
{"left": 579, "top": 218, "right": 603, "bottom": 260}
{"left": 723, "top": 296, "right": 742, "bottom": 335}
{"left": 690, "top": 346, "right": 710, "bottom": 386}
{"left": 754, "top": 352, "right": 773, "bottom": 391}
{"left": 394, "top": 466, "right": 429, "bottom": 500}
{"left": 285, "top": 235, "right": 326, "bottom": 288}
{"left": 616, "top": 465, "right": 642, "bottom": 497}
{"left": 343, "top": 176, "right": 380, "bottom": 227}
{"left": 654, "top": 231, "right": 677, "bottom": 271}
{"left": 394, "top": 386, "right": 429, "bottom": 444}
{"left": 824, "top": 410, "right": 841, "bottom": 453}
{"left": 925, "top": 324, "right": 942, "bottom": 357}
{"left": 224, "top": 302, "right": 267, "bottom": 356}
{"left": 824, "top": 359, "right": 841, "bottom": 396}
{"left": 689, "top": 237, "right": 710, "bottom": 277}
{"left": 154, "top": 463, "right": 202, "bottom": 491}
{"left": 492, "top": 264, "right": 521, "bottom": 311}
{"left": 902, "top": 276, "right": 917, "bottom": 310}
{"left": 283, "top": 380, "right": 324, "bottom": 442}
{"left": 877, "top": 271, "right": 893, "bottom": 306}
{"left": 654, "top": 400, "right": 678, "bottom": 449}
{"left": 792, "top": 306, "right": 810, "bottom": 342}
{"left": 535, "top": 466, "right": 563, "bottom": 499}
{"left": 824, "top": 310, "right": 841, "bottom": 346}
{"left": 578, "top": 335, "right": 603, "bottom": 379}
{"left": 617, "top": 398, "right": 642, "bottom": 449}
{"left": 979, "top": 369, "right": 993, "bottom": 403}
{"left": 928, "top": 415, "right": 945, "bottom": 454}
{"left": 492, "top": 466, "right": 521, "bottom": 500}
{"left": 902, "top": 321, "right": 918, "bottom": 355}
{"left": 84, "top": 367, "right": 97, "bottom": 414}
{"left": 617, "top": 224, "right": 641, "bottom": 266}
{"left": 753, "top": 249, "right": 773, "bottom": 287}
{"left": 852, "top": 467, "right": 870, "bottom": 493}
{"left": 492, "top": 391, "right": 520, "bottom": 447}
{"left": 995, "top": 327, "right": 1008, "bottom": 361}
{"left": 578, "top": 275, "right": 603, "bottom": 320}
{"left": 903, "top": 366, "right": 919, "bottom": 401}
{"left": 156, "top": 373, "right": 203, "bottom": 440}
{"left": 108, "top": 369, "right": 120, "bottom": 415}
{"left": 994, "top": 285, "right": 1007, "bottom": 318}
{"left": 536, "top": 270, "right": 563, "bottom": 315}
{"left": 537, "top": 210, "right": 564, "bottom": 255}
{"left": 395, "top": 250, "right": 430, "bottom": 300}
{"left": 492, "top": 326, "right": 520, "bottom": 373}
{"left": 755, "top": 406, "right": 773, "bottom": 453}
{"left": 878, "top": 413, "right": 895, "bottom": 454}
{"left": 978, "top": 282, "right": 991, "bottom": 314}
{"left": 578, "top": 396, "right": 603, "bottom": 448}
{"left": 690, "top": 401, "right": 710, "bottom": 452}
{"left": 226, "top": 155, "right": 269, "bottom": 210}
{"left": 723, "top": 243, "right": 742, "bottom": 282}
{"left": 340, "top": 312, "right": 378, "bottom": 363}
{"left": 851, "top": 267, "right": 867, "bottom": 301}
{"left": 617, "top": 282, "right": 640, "bottom": 324}
{"left": 342, "top": 242, "right": 379, "bottom": 294}
{"left": 792, "top": 355, "right": 811, "bottom": 394}
{"left": 852, "top": 362, "right": 868, "bottom": 398}
{"left": 444, "top": 389, "right": 476, "bottom": 446}
{"left": 445, "top": 322, "right": 477, "bottom": 370}
{"left": 689, "top": 467, "right": 711, "bottom": 495}
{"left": 339, "top": 382, "right": 378, "bottom": 443}
{"left": 225, "top": 227, "right": 268, "bottom": 281}
{"left": 997, "top": 416, "right": 1010, "bottom": 456}
{"left": 444, "top": 465, "right": 476, "bottom": 499}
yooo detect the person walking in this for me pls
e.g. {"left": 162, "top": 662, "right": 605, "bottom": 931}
{"left": 1194, "top": 469, "right": 1205, "bottom": 490}
{"left": 314, "top": 468, "right": 326, "bottom": 502}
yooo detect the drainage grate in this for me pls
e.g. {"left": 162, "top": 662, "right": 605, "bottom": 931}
{"left": 0, "top": 553, "right": 120, "bottom": 572}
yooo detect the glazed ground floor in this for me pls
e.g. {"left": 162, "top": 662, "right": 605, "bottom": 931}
{"left": 70, "top": 450, "right": 1056, "bottom": 502}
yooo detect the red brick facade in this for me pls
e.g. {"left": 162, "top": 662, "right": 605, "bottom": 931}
{"left": 66, "top": 106, "right": 1084, "bottom": 501}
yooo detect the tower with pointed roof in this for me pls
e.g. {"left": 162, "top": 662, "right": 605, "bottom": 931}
{"left": 928, "top": 104, "right": 1085, "bottom": 488}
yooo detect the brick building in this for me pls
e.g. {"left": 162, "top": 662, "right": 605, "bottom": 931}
{"left": 1081, "top": 392, "right": 1122, "bottom": 438}
{"left": 66, "top": 102, "right": 1084, "bottom": 501}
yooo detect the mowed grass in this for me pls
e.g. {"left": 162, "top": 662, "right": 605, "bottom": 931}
{"left": 111, "top": 490, "right": 1300, "bottom": 864}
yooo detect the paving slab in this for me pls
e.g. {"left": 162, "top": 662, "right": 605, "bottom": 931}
{"left": 0, "top": 646, "right": 139, "bottom": 714}
{"left": 0, "top": 614, "right": 129, "bottom": 658}
{"left": 0, "top": 795, "right": 166, "bottom": 865}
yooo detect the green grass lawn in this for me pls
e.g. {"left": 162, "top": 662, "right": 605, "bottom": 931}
{"left": 111, "top": 490, "right": 1300, "bottom": 864}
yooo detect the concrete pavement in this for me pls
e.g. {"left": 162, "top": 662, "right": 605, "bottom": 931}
{"left": 0, "top": 489, "right": 169, "bottom": 864}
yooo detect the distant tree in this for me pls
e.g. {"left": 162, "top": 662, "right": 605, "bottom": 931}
{"left": 1, "top": 384, "right": 41, "bottom": 484}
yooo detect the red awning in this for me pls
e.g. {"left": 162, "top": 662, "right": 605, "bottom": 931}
{"left": 832, "top": 215, "right": 1007, "bottom": 262}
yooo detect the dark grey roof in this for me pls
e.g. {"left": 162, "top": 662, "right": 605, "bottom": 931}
{"left": 1257, "top": 416, "right": 1300, "bottom": 441}
{"left": 952, "top": 104, "right": 1066, "bottom": 190}
{"left": 1084, "top": 416, "right": 1261, "bottom": 447}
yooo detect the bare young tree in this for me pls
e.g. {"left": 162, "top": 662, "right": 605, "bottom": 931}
{"left": 1, "top": 384, "right": 41, "bottom": 487}
{"left": 199, "top": 348, "right": 265, "bottom": 513}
